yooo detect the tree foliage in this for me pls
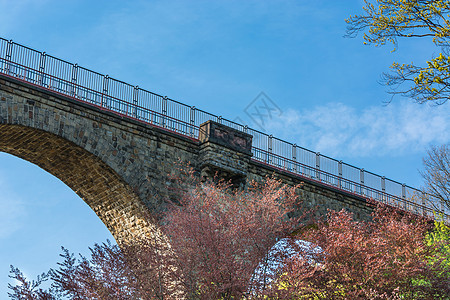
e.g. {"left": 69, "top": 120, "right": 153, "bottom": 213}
{"left": 8, "top": 174, "right": 305, "bottom": 299}
{"left": 8, "top": 240, "right": 176, "bottom": 299}
{"left": 8, "top": 170, "right": 450, "bottom": 299}
{"left": 264, "top": 205, "right": 450, "bottom": 299}
{"left": 426, "top": 220, "right": 450, "bottom": 277}
{"left": 346, "top": 0, "right": 450, "bottom": 104}
{"left": 421, "top": 143, "right": 450, "bottom": 212}
{"left": 163, "top": 173, "right": 305, "bottom": 298}
{"left": 8, "top": 267, "right": 55, "bottom": 300}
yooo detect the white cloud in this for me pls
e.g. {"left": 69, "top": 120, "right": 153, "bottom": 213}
{"left": 264, "top": 101, "right": 450, "bottom": 158}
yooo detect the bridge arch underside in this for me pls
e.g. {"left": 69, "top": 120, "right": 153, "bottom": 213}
{"left": 0, "top": 124, "right": 157, "bottom": 243}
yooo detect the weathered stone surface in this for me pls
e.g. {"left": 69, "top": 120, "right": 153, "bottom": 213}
{"left": 199, "top": 120, "right": 252, "bottom": 155}
{"left": 247, "top": 161, "right": 374, "bottom": 221}
{"left": 0, "top": 75, "right": 374, "bottom": 244}
{"left": 198, "top": 121, "right": 253, "bottom": 186}
{"left": 0, "top": 75, "right": 198, "bottom": 243}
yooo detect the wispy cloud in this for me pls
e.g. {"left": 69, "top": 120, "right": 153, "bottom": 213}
{"left": 264, "top": 101, "right": 450, "bottom": 158}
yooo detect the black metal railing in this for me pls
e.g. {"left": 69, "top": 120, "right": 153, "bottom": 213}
{"left": 0, "top": 38, "right": 448, "bottom": 223}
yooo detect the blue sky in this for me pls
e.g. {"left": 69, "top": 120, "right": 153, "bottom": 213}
{"left": 0, "top": 0, "right": 449, "bottom": 295}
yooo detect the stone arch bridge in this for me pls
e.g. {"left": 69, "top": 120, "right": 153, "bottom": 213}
{"left": 0, "top": 38, "right": 445, "bottom": 243}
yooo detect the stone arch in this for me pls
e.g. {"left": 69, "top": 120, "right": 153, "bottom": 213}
{"left": 0, "top": 124, "right": 158, "bottom": 243}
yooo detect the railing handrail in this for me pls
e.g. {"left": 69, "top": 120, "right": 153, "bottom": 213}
{"left": 252, "top": 147, "right": 446, "bottom": 222}
{"left": 0, "top": 57, "right": 199, "bottom": 131}
{"left": 0, "top": 37, "right": 448, "bottom": 222}
{"left": 253, "top": 147, "right": 426, "bottom": 206}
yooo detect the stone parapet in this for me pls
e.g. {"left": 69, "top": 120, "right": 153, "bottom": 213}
{"left": 198, "top": 121, "right": 252, "bottom": 185}
{"left": 199, "top": 120, "right": 252, "bottom": 155}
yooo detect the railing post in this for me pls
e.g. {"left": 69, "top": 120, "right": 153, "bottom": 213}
{"left": 316, "top": 152, "right": 320, "bottom": 180}
{"left": 402, "top": 184, "right": 406, "bottom": 210}
{"left": 102, "top": 75, "right": 109, "bottom": 108}
{"left": 338, "top": 160, "right": 343, "bottom": 189}
{"left": 360, "top": 168, "right": 365, "bottom": 195}
{"left": 4, "top": 40, "right": 11, "bottom": 59}
{"left": 6, "top": 40, "right": 13, "bottom": 60}
{"left": 381, "top": 176, "right": 386, "bottom": 204}
{"left": 71, "top": 63, "right": 78, "bottom": 97}
{"left": 218, "top": 116, "right": 222, "bottom": 124}
{"left": 133, "top": 86, "right": 139, "bottom": 118}
{"left": 292, "top": 144, "right": 297, "bottom": 173}
{"left": 0, "top": 43, "right": 3, "bottom": 72}
{"left": 243, "top": 125, "right": 248, "bottom": 133}
{"left": 190, "top": 106, "right": 196, "bottom": 137}
{"left": 162, "top": 96, "right": 168, "bottom": 128}
{"left": 267, "top": 135, "right": 273, "bottom": 164}
{"left": 4, "top": 40, "right": 13, "bottom": 74}
{"left": 38, "top": 52, "right": 46, "bottom": 86}
{"left": 421, "top": 191, "right": 426, "bottom": 217}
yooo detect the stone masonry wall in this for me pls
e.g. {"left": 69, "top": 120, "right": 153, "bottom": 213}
{"left": 0, "top": 75, "right": 199, "bottom": 243}
{"left": 197, "top": 120, "right": 374, "bottom": 222}
{"left": 247, "top": 161, "right": 374, "bottom": 222}
{"left": 0, "top": 74, "right": 374, "bottom": 244}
